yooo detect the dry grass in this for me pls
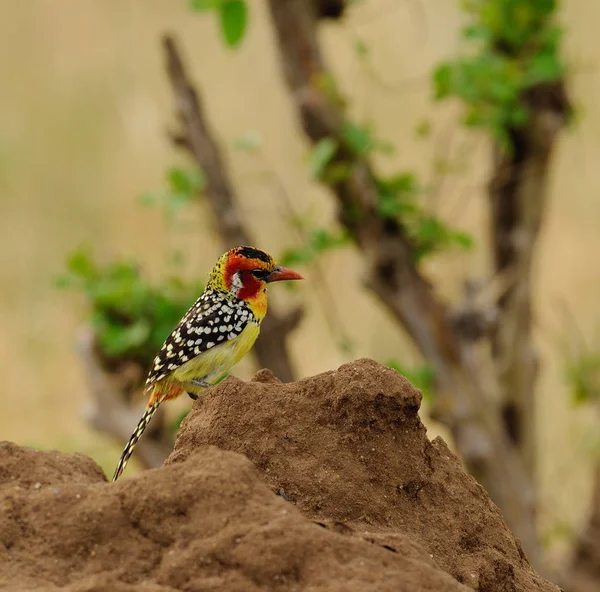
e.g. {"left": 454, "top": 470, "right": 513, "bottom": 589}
{"left": 0, "top": 0, "right": 598, "bottom": 562}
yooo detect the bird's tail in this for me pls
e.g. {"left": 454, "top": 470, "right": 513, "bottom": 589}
{"left": 112, "top": 402, "right": 161, "bottom": 482}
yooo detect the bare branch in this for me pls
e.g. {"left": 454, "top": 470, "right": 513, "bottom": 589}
{"left": 314, "top": 0, "right": 346, "bottom": 20}
{"left": 162, "top": 34, "right": 303, "bottom": 382}
{"left": 448, "top": 270, "right": 521, "bottom": 342}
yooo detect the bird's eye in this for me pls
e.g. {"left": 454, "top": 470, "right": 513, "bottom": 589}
{"left": 251, "top": 269, "right": 270, "bottom": 281}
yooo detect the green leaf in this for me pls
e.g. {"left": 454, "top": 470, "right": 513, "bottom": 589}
{"left": 375, "top": 172, "right": 420, "bottom": 220}
{"left": 167, "top": 167, "right": 206, "bottom": 194}
{"left": 213, "top": 372, "right": 229, "bottom": 384}
{"left": 324, "top": 162, "right": 352, "bottom": 184}
{"left": 100, "top": 320, "right": 151, "bottom": 356}
{"left": 278, "top": 247, "right": 314, "bottom": 267}
{"left": 340, "top": 122, "right": 372, "bottom": 155}
{"left": 509, "top": 105, "right": 529, "bottom": 127}
{"left": 354, "top": 39, "right": 369, "bottom": 59}
{"left": 432, "top": 0, "right": 564, "bottom": 143}
{"left": 386, "top": 360, "right": 434, "bottom": 399}
{"left": 414, "top": 216, "right": 445, "bottom": 244}
{"left": 565, "top": 353, "right": 600, "bottom": 404}
{"left": 451, "top": 230, "right": 475, "bottom": 250}
{"left": 58, "top": 245, "right": 204, "bottom": 365}
{"left": 312, "top": 72, "right": 348, "bottom": 111}
{"left": 279, "top": 227, "right": 349, "bottom": 268}
{"left": 463, "top": 24, "right": 489, "bottom": 41}
{"left": 189, "top": 0, "right": 223, "bottom": 11}
{"left": 138, "top": 166, "right": 206, "bottom": 223}
{"left": 66, "top": 247, "right": 99, "bottom": 281}
{"left": 311, "top": 228, "right": 349, "bottom": 251}
{"left": 307, "top": 138, "right": 338, "bottom": 179}
{"left": 433, "top": 63, "right": 453, "bottom": 99}
{"left": 525, "top": 52, "right": 563, "bottom": 85}
{"left": 219, "top": 0, "right": 248, "bottom": 48}
{"left": 383, "top": 172, "right": 418, "bottom": 194}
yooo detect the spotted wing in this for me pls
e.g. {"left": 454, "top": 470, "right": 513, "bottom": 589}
{"left": 144, "top": 292, "right": 252, "bottom": 389}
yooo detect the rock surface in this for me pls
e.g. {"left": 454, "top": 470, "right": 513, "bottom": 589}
{"left": 0, "top": 358, "right": 559, "bottom": 591}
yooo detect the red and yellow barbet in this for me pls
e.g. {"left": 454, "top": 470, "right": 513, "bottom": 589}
{"left": 112, "top": 246, "right": 303, "bottom": 481}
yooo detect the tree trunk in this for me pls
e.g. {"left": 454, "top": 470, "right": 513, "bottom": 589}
{"left": 488, "top": 83, "right": 571, "bottom": 477}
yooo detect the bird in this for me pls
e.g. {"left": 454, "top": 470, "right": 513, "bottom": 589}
{"left": 111, "top": 246, "right": 304, "bottom": 481}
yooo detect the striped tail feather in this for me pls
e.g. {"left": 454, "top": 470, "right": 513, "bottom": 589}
{"left": 112, "top": 402, "right": 161, "bottom": 482}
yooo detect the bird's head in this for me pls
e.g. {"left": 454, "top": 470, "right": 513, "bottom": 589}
{"left": 208, "top": 246, "right": 303, "bottom": 304}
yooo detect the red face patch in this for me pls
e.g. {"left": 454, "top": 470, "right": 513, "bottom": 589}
{"left": 223, "top": 254, "right": 268, "bottom": 301}
{"left": 236, "top": 271, "right": 263, "bottom": 301}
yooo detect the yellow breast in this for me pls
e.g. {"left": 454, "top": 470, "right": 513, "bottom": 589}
{"left": 169, "top": 321, "right": 261, "bottom": 395}
{"left": 246, "top": 286, "right": 268, "bottom": 321}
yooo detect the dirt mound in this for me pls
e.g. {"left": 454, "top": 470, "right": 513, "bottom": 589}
{"left": 0, "top": 445, "right": 462, "bottom": 591}
{"left": 0, "top": 359, "right": 559, "bottom": 591}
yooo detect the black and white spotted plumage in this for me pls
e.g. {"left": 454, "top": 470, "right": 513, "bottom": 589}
{"left": 111, "top": 402, "right": 160, "bottom": 482}
{"left": 144, "top": 290, "right": 255, "bottom": 390}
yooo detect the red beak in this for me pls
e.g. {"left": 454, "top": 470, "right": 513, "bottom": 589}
{"left": 267, "top": 266, "right": 304, "bottom": 282}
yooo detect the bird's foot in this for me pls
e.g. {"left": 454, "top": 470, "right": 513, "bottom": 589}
{"left": 186, "top": 379, "right": 212, "bottom": 401}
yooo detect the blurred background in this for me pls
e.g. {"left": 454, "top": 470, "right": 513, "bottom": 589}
{"left": 1, "top": 0, "right": 598, "bottom": 577}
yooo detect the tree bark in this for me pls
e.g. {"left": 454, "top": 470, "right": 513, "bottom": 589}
{"left": 488, "top": 82, "right": 571, "bottom": 476}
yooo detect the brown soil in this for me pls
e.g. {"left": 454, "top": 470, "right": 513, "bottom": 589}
{"left": 0, "top": 359, "right": 560, "bottom": 591}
